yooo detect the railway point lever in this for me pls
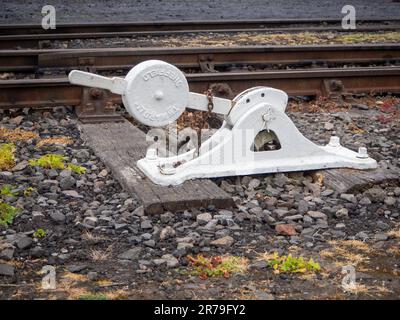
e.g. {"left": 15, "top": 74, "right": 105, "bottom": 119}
{"left": 69, "top": 60, "right": 377, "bottom": 186}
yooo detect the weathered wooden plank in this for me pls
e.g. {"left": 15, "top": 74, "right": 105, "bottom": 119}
{"left": 323, "top": 167, "right": 399, "bottom": 193}
{"left": 78, "top": 119, "right": 233, "bottom": 214}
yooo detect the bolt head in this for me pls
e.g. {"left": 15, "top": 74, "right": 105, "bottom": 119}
{"left": 146, "top": 148, "right": 158, "bottom": 160}
{"left": 154, "top": 90, "right": 164, "bottom": 101}
{"left": 328, "top": 136, "right": 340, "bottom": 147}
{"left": 357, "top": 147, "right": 369, "bottom": 158}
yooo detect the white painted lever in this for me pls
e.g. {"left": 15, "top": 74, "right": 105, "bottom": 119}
{"left": 68, "top": 70, "right": 127, "bottom": 95}
{"left": 188, "top": 92, "right": 233, "bottom": 115}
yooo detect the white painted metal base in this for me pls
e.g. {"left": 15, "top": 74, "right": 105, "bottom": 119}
{"left": 138, "top": 87, "right": 377, "bottom": 186}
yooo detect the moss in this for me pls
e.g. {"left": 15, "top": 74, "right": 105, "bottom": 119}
{"left": 0, "top": 185, "right": 18, "bottom": 197}
{"left": 29, "top": 154, "right": 86, "bottom": 174}
{"left": 67, "top": 163, "right": 86, "bottom": 174}
{"left": 0, "top": 202, "right": 19, "bottom": 227}
{"left": 0, "top": 143, "right": 16, "bottom": 171}
{"left": 33, "top": 228, "right": 46, "bottom": 238}
{"left": 29, "top": 154, "right": 67, "bottom": 170}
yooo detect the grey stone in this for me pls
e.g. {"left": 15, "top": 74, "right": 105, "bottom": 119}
{"left": 62, "top": 190, "right": 83, "bottom": 198}
{"left": 87, "top": 271, "right": 99, "bottom": 281}
{"left": 196, "top": 212, "right": 212, "bottom": 225}
{"left": 340, "top": 193, "right": 357, "bottom": 204}
{"left": 324, "top": 122, "right": 334, "bottom": 130}
{"left": 159, "top": 226, "right": 176, "bottom": 240}
{"left": 59, "top": 169, "right": 71, "bottom": 178}
{"left": 220, "top": 180, "right": 235, "bottom": 193}
{"left": 273, "top": 174, "right": 289, "bottom": 187}
{"left": 210, "top": 236, "right": 234, "bottom": 247}
{"left": 274, "top": 209, "right": 290, "bottom": 218}
{"left": 0, "top": 263, "right": 14, "bottom": 276}
{"left": 177, "top": 242, "right": 193, "bottom": 250}
{"left": 307, "top": 211, "right": 327, "bottom": 220}
{"left": 76, "top": 149, "right": 90, "bottom": 160}
{"left": 16, "top": 235, "right": 33, "bottom": 250}
{"left": 114, "top": 223, "right": 128, "bottom": 230}
{"left": 204, "top": 219, "right": 218, "bottom": 230}
{"left": 335, "top": 208, "right": 349, "bottom": 219}
{"left": 384, "top": 197, "right": 397, "bottom": 206}
{"left": 12, "top": 160, "right": 28, "bottom": 172}
{"left": 161, "top": 254, "right": 179, "bottom": 268}
{"left": 143, "top": 239, "right": 156, "bottom": 247}
{"left": 376, "top": 221, "right": 390, "bottom": 231}
{"left": 141, "top": 220, "right": 153, "bottom": 229}
{"left": 0, "top": 246, "right": 14, "bottom": 260}
{"left": 118, "top": 248, "right": 142, "bottom": 261}
{"left": 83, "top": 216, "right": 98, "bottom": 227}
{"left": 297, "top": 200, "right": 309, "bottom": 214}
{"left": 352, "top": 103, "right": 369, "bottom": 110}
{"left": 321, "top": 189, "right": 334, "bottom": 197}
{"left": 248, "top": 178, "right": 261, "bottom": 190}
{"left": 248, "top": 260, "right": 268, "bottom": 270}
{"left": 67, "top": 264, "right": 87, "bottom": 273}
{"left": 50, "top": 211, "right": 66, "bottom": 223}
{"left": 30, "top": 246, "right": 46, "bottom": 258}
{"left": 359, "top": 197, "right": 372, "bottom": 206}
{"left": 284, "top": 214, "right": 303, "bottom": 221}
{"left": 364, "top": 188, "right": 386, "bottom": 202}
{"left": 60, "top": 176, "right": 76, "bottom": 190}
{"left": 133, "top": 206, "right": 144, "bottom": 217}
{"left": 160, "top": 211, "right": 174, "bottom": 223}
{"left": 374, "top": 233, "right": 388, "bottom": 241}
{"left": 303, "top": 215, "right": 313, "bottom": 224}
{"left": 355, "top": 231, "right": 369, "bottom": 240}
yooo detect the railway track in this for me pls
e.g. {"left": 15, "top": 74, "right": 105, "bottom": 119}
{"left": 0, "top": 19, "right": 399, "bottom": 49}
{"left": 1, "top": 44, "right": 399, "bottom": 73}
{"left": 1, "top": 67, "right": 399, "bottom": 112}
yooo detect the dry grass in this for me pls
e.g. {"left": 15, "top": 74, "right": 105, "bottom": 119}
{"left": 89, "top": 245, "right": 113, "bottom": 262}
{"left": 144, "top": 31, "right": 400, "bottom": 48}
{"left": 81, "top": 230, "right": 107, "bottom": 243}
{"left": 320, "top": 240, "right": 373, "bottom": 267}
{"left": 0, "top": 127, "right": 38, "bottom": 142}
{"left": 386, "top": 229, "right": 400, "bottom": 239}
{"left": 36, "top": 137, "right": 73, "bottom": 148}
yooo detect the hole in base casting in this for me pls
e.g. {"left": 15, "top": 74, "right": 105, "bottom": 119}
{"left": 251, "top": 130, "right": 281, "bottom": 152}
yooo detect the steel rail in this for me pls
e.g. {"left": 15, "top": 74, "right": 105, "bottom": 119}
{"left": 1, "top": 18, "right": 399, "bottom": 35}
{"left": 1, "top": 44, "right": 399, "bottom": 73}
{"left": 1, "top": 67, "right": 399, "bottom": 109}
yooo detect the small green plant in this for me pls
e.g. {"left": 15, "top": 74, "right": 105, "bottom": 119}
{"left": 78, "top": 293, "right": 108, "bottom": 300}
{"left": 67, "top": 163, "right": 86, "bottom": 174}
{"left": 33, "top": 228, "right": 46, "bottom": 238}
{"left": 29, "top": 154, "right": 86, "bottom": 175}
{"left": 29, "top": 154, "right": 67, "bottom": 170}
{"left": 0, "top": 185, "right": 18, "bottom": 197}
{"left": 266, "top": 252, "right": 321, "bottom": 274}
{"left": 185, "top": 255, "right": 248, "bottom": 279}
{"left": 0, "top": 201, "right": 19, "bottom": 227}
{"left": 0, "top": 143, "right": 16, "bottom": 171}
{"left": 23, "top": 186, "right": 36, "bottom": 197}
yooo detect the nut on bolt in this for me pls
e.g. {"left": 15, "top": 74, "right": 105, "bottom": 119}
{"left": 357, "top": 147, "right": 369, "bottom": 158}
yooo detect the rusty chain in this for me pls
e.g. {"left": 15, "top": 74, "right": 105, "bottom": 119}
{"left": 195, "top": 88, "right": 214, "bottom": 154}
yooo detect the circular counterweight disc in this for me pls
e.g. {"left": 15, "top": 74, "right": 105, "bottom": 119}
{"left": 122, "top": 60, "right": 189, "bottom": 127}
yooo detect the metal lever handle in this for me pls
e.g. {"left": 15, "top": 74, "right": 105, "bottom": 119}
{"left": 68, "top": 70, "right": 127, "bottom": 95}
